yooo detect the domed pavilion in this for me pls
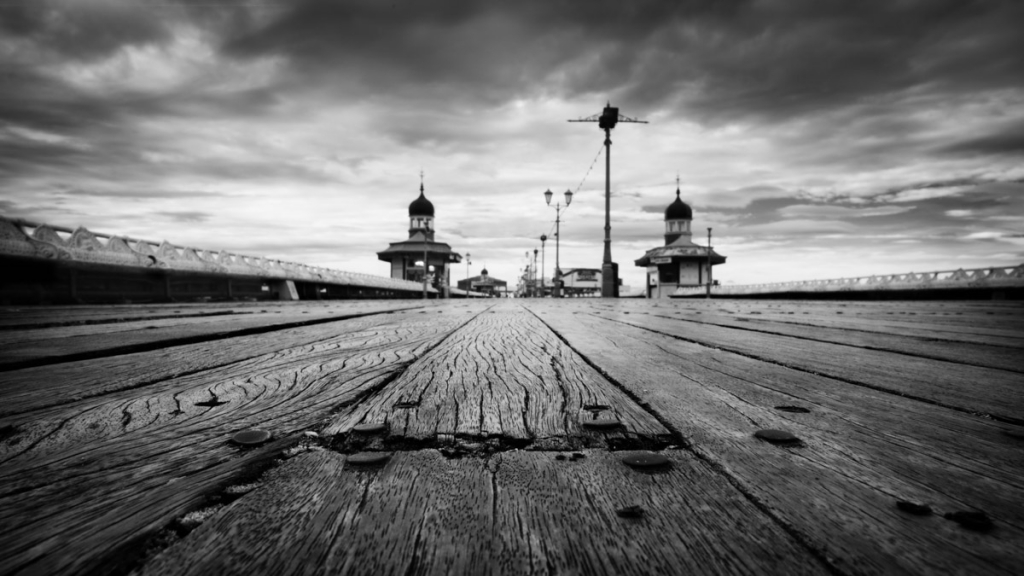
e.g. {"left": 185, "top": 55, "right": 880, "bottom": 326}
{"left": 634, "top": 184, "right": 726, "bottom": 298}
{"left": 377, "top": 181, "right": 462, "bottom": 298}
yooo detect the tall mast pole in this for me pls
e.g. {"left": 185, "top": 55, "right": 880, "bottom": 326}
{"left": 568, "top": 103, "right": 646, "bottom": 299}
{"left": 602, "top": 127, "right": 613, "bottom": 296}
{"left": 706, "top": 228, "right": 712, "bottom": 299}
{"left": 555, "top": 205, "right": 560, "bottom": 281}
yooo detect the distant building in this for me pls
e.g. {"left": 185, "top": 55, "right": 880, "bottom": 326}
{"left": 457, "top": 268, "right": 507, "bottom": 297}
{"left": 377, "top": 182, "right": 462, "bottom": 297}
{"left": 634, "top": 186, "right": 726, "bottom": 298}
{"left": 560, "top": 268, "right": 602, "bottom": 297}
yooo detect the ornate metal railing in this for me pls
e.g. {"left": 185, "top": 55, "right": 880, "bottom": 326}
{"left": 673, "top": 264, "right": 1024, "bottom": 297}
{"left": 0, "top": 215, "right": 435, "bottom": 293}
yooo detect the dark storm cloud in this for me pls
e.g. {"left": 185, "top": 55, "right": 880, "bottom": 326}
{"left": 221, "top": 0, "right": 1023, "bottom": 122}
{"left": 0, "top": 0, "right": 259, "bottom": 62}
{"left": 940, "top": 124, "right": 1024, "bottom": 156}
{"left": 224, "top": 0, "right": 732, "bottom": 105}
{"left": 0, "top": 69, "right": 125, "bottom": 133}
{"left": 0, "top": 1, "right": 169, "bottom": 61}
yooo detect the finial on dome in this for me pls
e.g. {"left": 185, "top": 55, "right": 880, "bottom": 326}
{"left": 420, "top": 169, "right": 424, "bottom": 193}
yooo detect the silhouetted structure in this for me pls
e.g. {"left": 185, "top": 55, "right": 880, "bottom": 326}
{"left": 635, "top": 185, "right": 726, "bottom": 298}
{"left": 377, "top": 182, "right": 462, "bottom": 298}
{"left": 0, "top": 215, "right": 430, "bottom": 304}
{"left": 457, "top": 268, "right": 507, "bottom": 297}
{"left": 569, "top": 103, "right": 647, "bottom": 297}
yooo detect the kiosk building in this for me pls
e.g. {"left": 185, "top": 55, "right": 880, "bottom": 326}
{"left": 377, "top": 183, "right": 462, "bottom": 298}
{"left": 634, "top": 186, "right": 726, "bottom": 298}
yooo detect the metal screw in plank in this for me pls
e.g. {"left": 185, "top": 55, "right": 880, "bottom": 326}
{"left": 774, "top": 406, "right": 810, "bottom": 413}
{"left": 621, "top": 452, "right": 670, "bottom": 468}
{"left": 232, "top": 429, "right": 271, "bottom": 446}
{"left": 583, "top": 418, "right": 621, "bottom": 429}
{"left": 754, "top": 429, "right": 801, "bottom": 444}
{"left": 896, "top": 500, "right": 933, "bottom": 516}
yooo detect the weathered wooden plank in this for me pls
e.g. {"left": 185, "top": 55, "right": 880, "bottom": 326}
{"left": 539, "top": 307, "right": 1024, "bottom": 576}
{"left": 0, "top": 302, "right": 255, "bottom": 329}
{"left": 0, "top": 306, "right": 433, "bottom": 416}
{"left": 0, "top": 308, "right": 481, "bottom": 575}
{"left": 325, "top": 306, "right": 668, "bottom": 449}
{"left": 0, "top": 434, "right": 295, "bottom": 576}
{"left": 633, "top": 309, "right": 1024, "bottom": 373}
{"left": 590, "top": 306, "right": 1024, "bottom": 422}
{"left": 137, "top": 449, "right": 827, "bottom": 576}
{"left": 695, "top": 309, "right": 1024, "bottom": 349}
{"left": 0, "top": 301, "right": 423, "bottom": 370}
{"left": 647, "top": 300, "right": 1024, "bottom": 342}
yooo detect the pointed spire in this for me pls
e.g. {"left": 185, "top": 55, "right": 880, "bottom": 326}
{"left": 420, "top": 169, "right": 424, "bottom": 193}
{"left": 676, "top": 174, "right": 680, "bottom": 196}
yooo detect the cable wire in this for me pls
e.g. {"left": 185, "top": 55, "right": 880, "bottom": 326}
{"left": 545, "top": 142, "right": 604, "bottom": 237}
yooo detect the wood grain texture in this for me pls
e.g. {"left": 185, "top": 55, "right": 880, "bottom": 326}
{"left": 0, "top": 301, "right": 422, "bottom": 370}
{"left": 634, "top": 300, "right": 1024, "bottom": 345}
{"left": 539, "top": 306, "right": 1024, "bottom": 576}
{"left": 325, "top": 307, "right": 668, "bottom": 449}
{"left": 589, "top": 305, "right": 1024, "bottom": 422}
{"left": 0, "top": 307, "right": 435, "bottom": 416}
{"left": 137, "top": 449, "right": 827, "bottom": 576}
{"left": 0, "top": 301, "right": 274, "bottom": 329}
{"left": 636, "top": 309, "right": 1024, "bottom": 373}
{"left": 2, "top": 300, "right": 1020, "bottom": 576}
{"left": 0, "top": 307, "right": 478, "bottom": 576}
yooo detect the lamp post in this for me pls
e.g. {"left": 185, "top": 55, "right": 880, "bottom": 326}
{"left": 706, "top": 228, "right": 712, "bottom": 300}
{"left": 568, "top": 104, "right": 647, "bottom": 298}
{"left": 533, "top": 249, "right": 539, "bottom": 298}
{"left": 465, "top": 252, "right": 471, "bottom": 297}
{"left": 539, "top": 235, "right": 547, "bottom": 297}
{"left": 543, "top": 188, "right": 573, "bottom": 298}
{"left": 422, "top": 245, "right": 428, "bottom": 300}
{"left": 525, "top": 251, "right": 531, "bottom": 297}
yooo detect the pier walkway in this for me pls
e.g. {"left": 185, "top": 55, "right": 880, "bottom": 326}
{"left": 1, "top": 299, "right": 1022, "bottom": 575}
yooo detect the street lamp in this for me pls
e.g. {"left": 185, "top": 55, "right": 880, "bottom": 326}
{"left": 533, "top": 249, "right": 539, "bottom": 298}
{"left": 539, "top": 235, "right": 547, "bottom": 297}
{"left": 465, "top": 252, "right": 471, "bottom": 296}
{"left": 525, "top": 251, "right": 531, "bottom": 297}
{"left": 706, "top": 228, "right": 713, "bottom": 300}
{"left": 544, "top": 188, "right": 573, "bottom": 297}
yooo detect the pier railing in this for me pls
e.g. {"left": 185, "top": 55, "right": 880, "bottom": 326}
{"left": 672, "top": 264, "right": 1024, "bottom": 297}
{"left": 0, "top": 215, "right": 435, "bottom": 294}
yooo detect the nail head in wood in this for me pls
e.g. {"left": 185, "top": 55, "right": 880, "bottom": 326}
{"left": 754, "top": 429, "right": 801, "bottom": 444}
{"left": 896, "top": 500, "right": 932, "bottom": 516}
{"left": 583, "top": 418, "right": 622, "bottom": 430}
{"left": 621, "top": 452, "right": 670, "bottom": 468}
{"left": 232, "top": 429, "right": 271, "bottom": 446}
{"left": 774, "top": 406, "right": 810, "bottom": 413}
{"left": 944, "top": 510, "right": 993, "bottom": 532}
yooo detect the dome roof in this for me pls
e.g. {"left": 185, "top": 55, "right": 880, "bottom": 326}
{"left": 409, "top": 185, "right": 435, "bottom": 217}
{"left": 481, "top": 268, "right": 489, "bottom": 276}
{"left": 665, "top": 189, "right": 692, "bottom": 220}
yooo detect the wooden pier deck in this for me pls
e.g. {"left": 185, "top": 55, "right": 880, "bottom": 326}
{"left": 1, "top": 299, "right": 1022, "bottom": 576}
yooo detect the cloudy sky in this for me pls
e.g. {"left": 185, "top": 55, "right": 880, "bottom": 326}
{"left": 2, "top": 0, "right": 1023, "bottom": 290}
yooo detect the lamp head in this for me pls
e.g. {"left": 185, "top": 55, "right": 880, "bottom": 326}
{"left": 564, "top": 189, "right": 573, "bottom": 206}
{"left": 540, "top": 234, "right": 547, "bottom": 242}
{"left": 544, "top": 189, "right": 553, "bottom": 205}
